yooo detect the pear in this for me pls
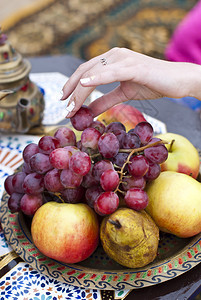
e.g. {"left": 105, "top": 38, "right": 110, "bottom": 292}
{"left": 100, "top": 207, "right": 159, "bottom": 268}
{"left": 146, "top": 171, "right": 201, "bottom": 238}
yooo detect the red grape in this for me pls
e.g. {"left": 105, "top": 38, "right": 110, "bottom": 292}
{"left": 82, "top": 167, "right": 98, "bottom": 188}
{"left": 122, "top": 176, "right": 146, "bottom": 191}
{"left": 64, "top": 145, "right": 80, "bottom": 155}
{"left": 92, "top": 160, "right": 114, "bottom": 182}
{"left": 61, "top": 186, "right": 85, "bottom": 203}
{"left": 60, "top": 169, "right": 83, "bottom": 188}
{"left": 91, "top": 120, "right": 105, "bottom": 134}
{"left": 49, "top": 147, "right": 72, "bottom": 169}
{"left": 85, "top": 185, "right": 103, "bottom": 208}
{"left": 122, "top": 132, "right": 141, "bottom": 149}
{"left": 81, "top": 127, "right": 101, "bottom": 149}
{"left": 132, "top": 121, "right": 153, "bottom": 145}
{"left": 69, "top": 151, "right": 91, "bottom": 176}
{"left": 111, "top": 152, "right": 129, "bottom": 168}
{"left": 144, "top": 162, "right": 161, "bottom": 181}
{"left": 20, "top": 193, "right": 43, "bottom": 216}
{"left": 8, "top": 192, "right": 23, "bottom": 213}
{"left": 44, "top": 169, "right": 64, "bottom": 192}
{"left": 144, "top": 144, "right": 168, "bottom": 164}
{"left": 114, "top": 129, "right": 127, "bottom": 148}
{"left": 38, "top": 136, "right": 60, "bottom": 155}
{"left": 54, "top": 127, "right": 76, "bottom": 147}
{"left": 76, "top": 140, "right": 97, "bottom": 155}
{"left": 70, "top": 105, "right": 94, "bottom": 131}
{"left": 128, "top": 155, "right": 149, "bottom": 177}
{"left": 94, "top": 191, "right": 119, "bottom": 215}
{"left": 30, "top": 153, "right": 53, "bottom": 174}
{"left": 148, "top": 137, "right": 161, "bottom": 144}
{"left": 100, "top": 169, "right": 119, "bottom": 191}
{"left": 22, "top": 143, "right": 39, "bottom": 163}
{"left": 21, "top": 162, "right": 32, "bottom": 174}
{"left": 12, "top": 172, "right": 26, "bottom": 193}
{"left": 124, "top": 188, "right": 149, "bottom": 210}
{"left": 105, "top": 122, "right": 126, "bottom": 134}
{"left": 4, "top": 174, "right": 15, "bottom": 195}
{"left": 98, "top": 133, "right": 119, "bottom": 158}
{"left": 23, "top": 173, "right": 44, "bottom": 195}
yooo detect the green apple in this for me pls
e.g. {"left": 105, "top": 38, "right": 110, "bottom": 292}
{"left": 146, "top": 171, "right": 201, "bottom": 238}
{"left": 156, "top": 132, "right": 200, "bottom": 179}
{"left": 31, "top": 202, "right": 99, "bottom": 264}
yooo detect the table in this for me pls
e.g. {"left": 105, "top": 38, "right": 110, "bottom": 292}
{"left": 2, "top": 53, "right": 201, "bottom": 300}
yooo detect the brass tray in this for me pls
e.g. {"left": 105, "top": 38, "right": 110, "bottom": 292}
{"left": 1, "top": 191, "right": 201, "bottom": 291}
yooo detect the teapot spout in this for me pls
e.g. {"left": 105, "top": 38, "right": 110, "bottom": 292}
{"left": 0, "top": 90, "right": 14, "bottom": 100}
{"left": 16, "top": 98, "right": 31, "bottom": 133}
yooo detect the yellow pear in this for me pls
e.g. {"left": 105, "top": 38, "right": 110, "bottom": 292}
{"left": 100, "top": 207, "right": 159, "bottom": 268}
{"left": 146, "top": 171, "right": 201, "bottom": 238}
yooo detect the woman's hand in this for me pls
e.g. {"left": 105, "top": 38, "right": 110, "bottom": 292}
{"left": 61, "top": 47, "right": 201, "bottom": 118}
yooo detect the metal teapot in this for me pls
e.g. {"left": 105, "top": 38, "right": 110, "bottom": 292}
{"left": 0, "top": 30, "right": 45, "bottom": 133}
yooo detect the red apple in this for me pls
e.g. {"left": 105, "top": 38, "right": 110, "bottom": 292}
{"left": 31, "top": 202, "right": 99, "bottom": 264}
{"left": 97, "top": 103, "right": 146, "bottom": 131}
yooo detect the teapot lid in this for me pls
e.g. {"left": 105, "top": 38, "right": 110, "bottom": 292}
{"left": 0, "top": 28, "right": 31, "bottom": 83}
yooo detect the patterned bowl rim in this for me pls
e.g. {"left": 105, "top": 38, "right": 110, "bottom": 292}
{"left": 1, "top": 190, "right": 201, "bottom": 290}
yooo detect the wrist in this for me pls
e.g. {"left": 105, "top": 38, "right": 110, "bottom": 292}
{"left": 187, "top": 63, "right": 201, "bottom": 100}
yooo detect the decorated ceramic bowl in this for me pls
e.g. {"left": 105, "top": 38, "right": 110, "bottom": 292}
{"left": 1, "top": 191, "right": 201, "bottom": 291}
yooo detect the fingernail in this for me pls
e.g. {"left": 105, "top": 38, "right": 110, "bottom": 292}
{"left": 64, "top": 97, "right": 71, "bottom": 106}
{"left": 65, "top": 101, "right": 75, "bottom": 117}
{"left": 80, "top": 76, "right": 95, "bottom": 84}
{"left": 59, "top": 90, "right": 64, "bottom": 100}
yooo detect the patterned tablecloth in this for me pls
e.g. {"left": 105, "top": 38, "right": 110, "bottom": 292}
{"left": 0, "top": 72, "right": 167, "bottom": 300}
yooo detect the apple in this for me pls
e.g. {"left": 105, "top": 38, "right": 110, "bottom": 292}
{"left": 31, "top": 202, "right": 99, "bottom": 264}
{"left": 146, "top": 171, "right": 201, "bottom": 238}
{"left": 156, "top": 132, "right": 200, "bottom": 179}
{"left": 97, "top": 103, "right": 146, "bottom": 131}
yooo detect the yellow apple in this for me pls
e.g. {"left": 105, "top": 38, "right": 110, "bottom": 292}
{"left": 31, "top": 202, "right": 99, "bottom": 264}
{"left": 156, "top": 132, "right": 200, "bottom": 179}
{"left": 97, "top": 103, "right": 146, "bottom": 131}
{"left": 145, "top": 171, "right": 201, "bottom": 238}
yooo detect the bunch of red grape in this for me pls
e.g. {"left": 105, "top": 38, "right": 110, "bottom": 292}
{"left": 5, "top": 105, "right": 168, "bottom": 217}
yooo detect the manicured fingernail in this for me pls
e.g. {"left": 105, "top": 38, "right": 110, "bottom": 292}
{"left": 59, "top": 90, "right": 64, "bottom": 100}
{"left": 80, "top": 76, "right": 95, "bottom": 84}
{"left": 65, "top": 101, "right": 75, "bottom": 117}
{"left": 64, "top": 97, "right": 71, "bottom": 106}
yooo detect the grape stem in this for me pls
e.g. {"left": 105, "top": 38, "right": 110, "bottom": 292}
{"left": 114, "top": 139, "right": 169, "bottom": 193}
{"left": 118, "top": 139, "right": 169, "bottom": 153}
{"left": 90, "top": 140, "right": 169, "bottom": 160}
{"left": 54, "top": 192, "right": 65, "bottom": 203}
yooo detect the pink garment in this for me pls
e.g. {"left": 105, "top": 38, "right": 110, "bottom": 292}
{"left": 165, "top": 0, "right": 201, "bottom": 64}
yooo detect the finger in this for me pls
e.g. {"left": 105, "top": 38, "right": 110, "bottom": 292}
{"left": 80, "top": 64, "right": 146, "bottom": 88}
{"left": 61, "top": 60, "right": 97, "bottom": 100}
{"left": 65, "top": 83, "right": 96, "bottom": 118}
{"left": 65, "top": 65, "right": 139, "bottom": 118}
{"left": 61, "top": 50, "right": 116, "bottom": 100}
{"left": 88, "top": 85, "right": 129, "bottom": 117}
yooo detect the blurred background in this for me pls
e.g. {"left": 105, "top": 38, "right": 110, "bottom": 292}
{"left": 0, "top": 0, "right": 197, "bottom": 61}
